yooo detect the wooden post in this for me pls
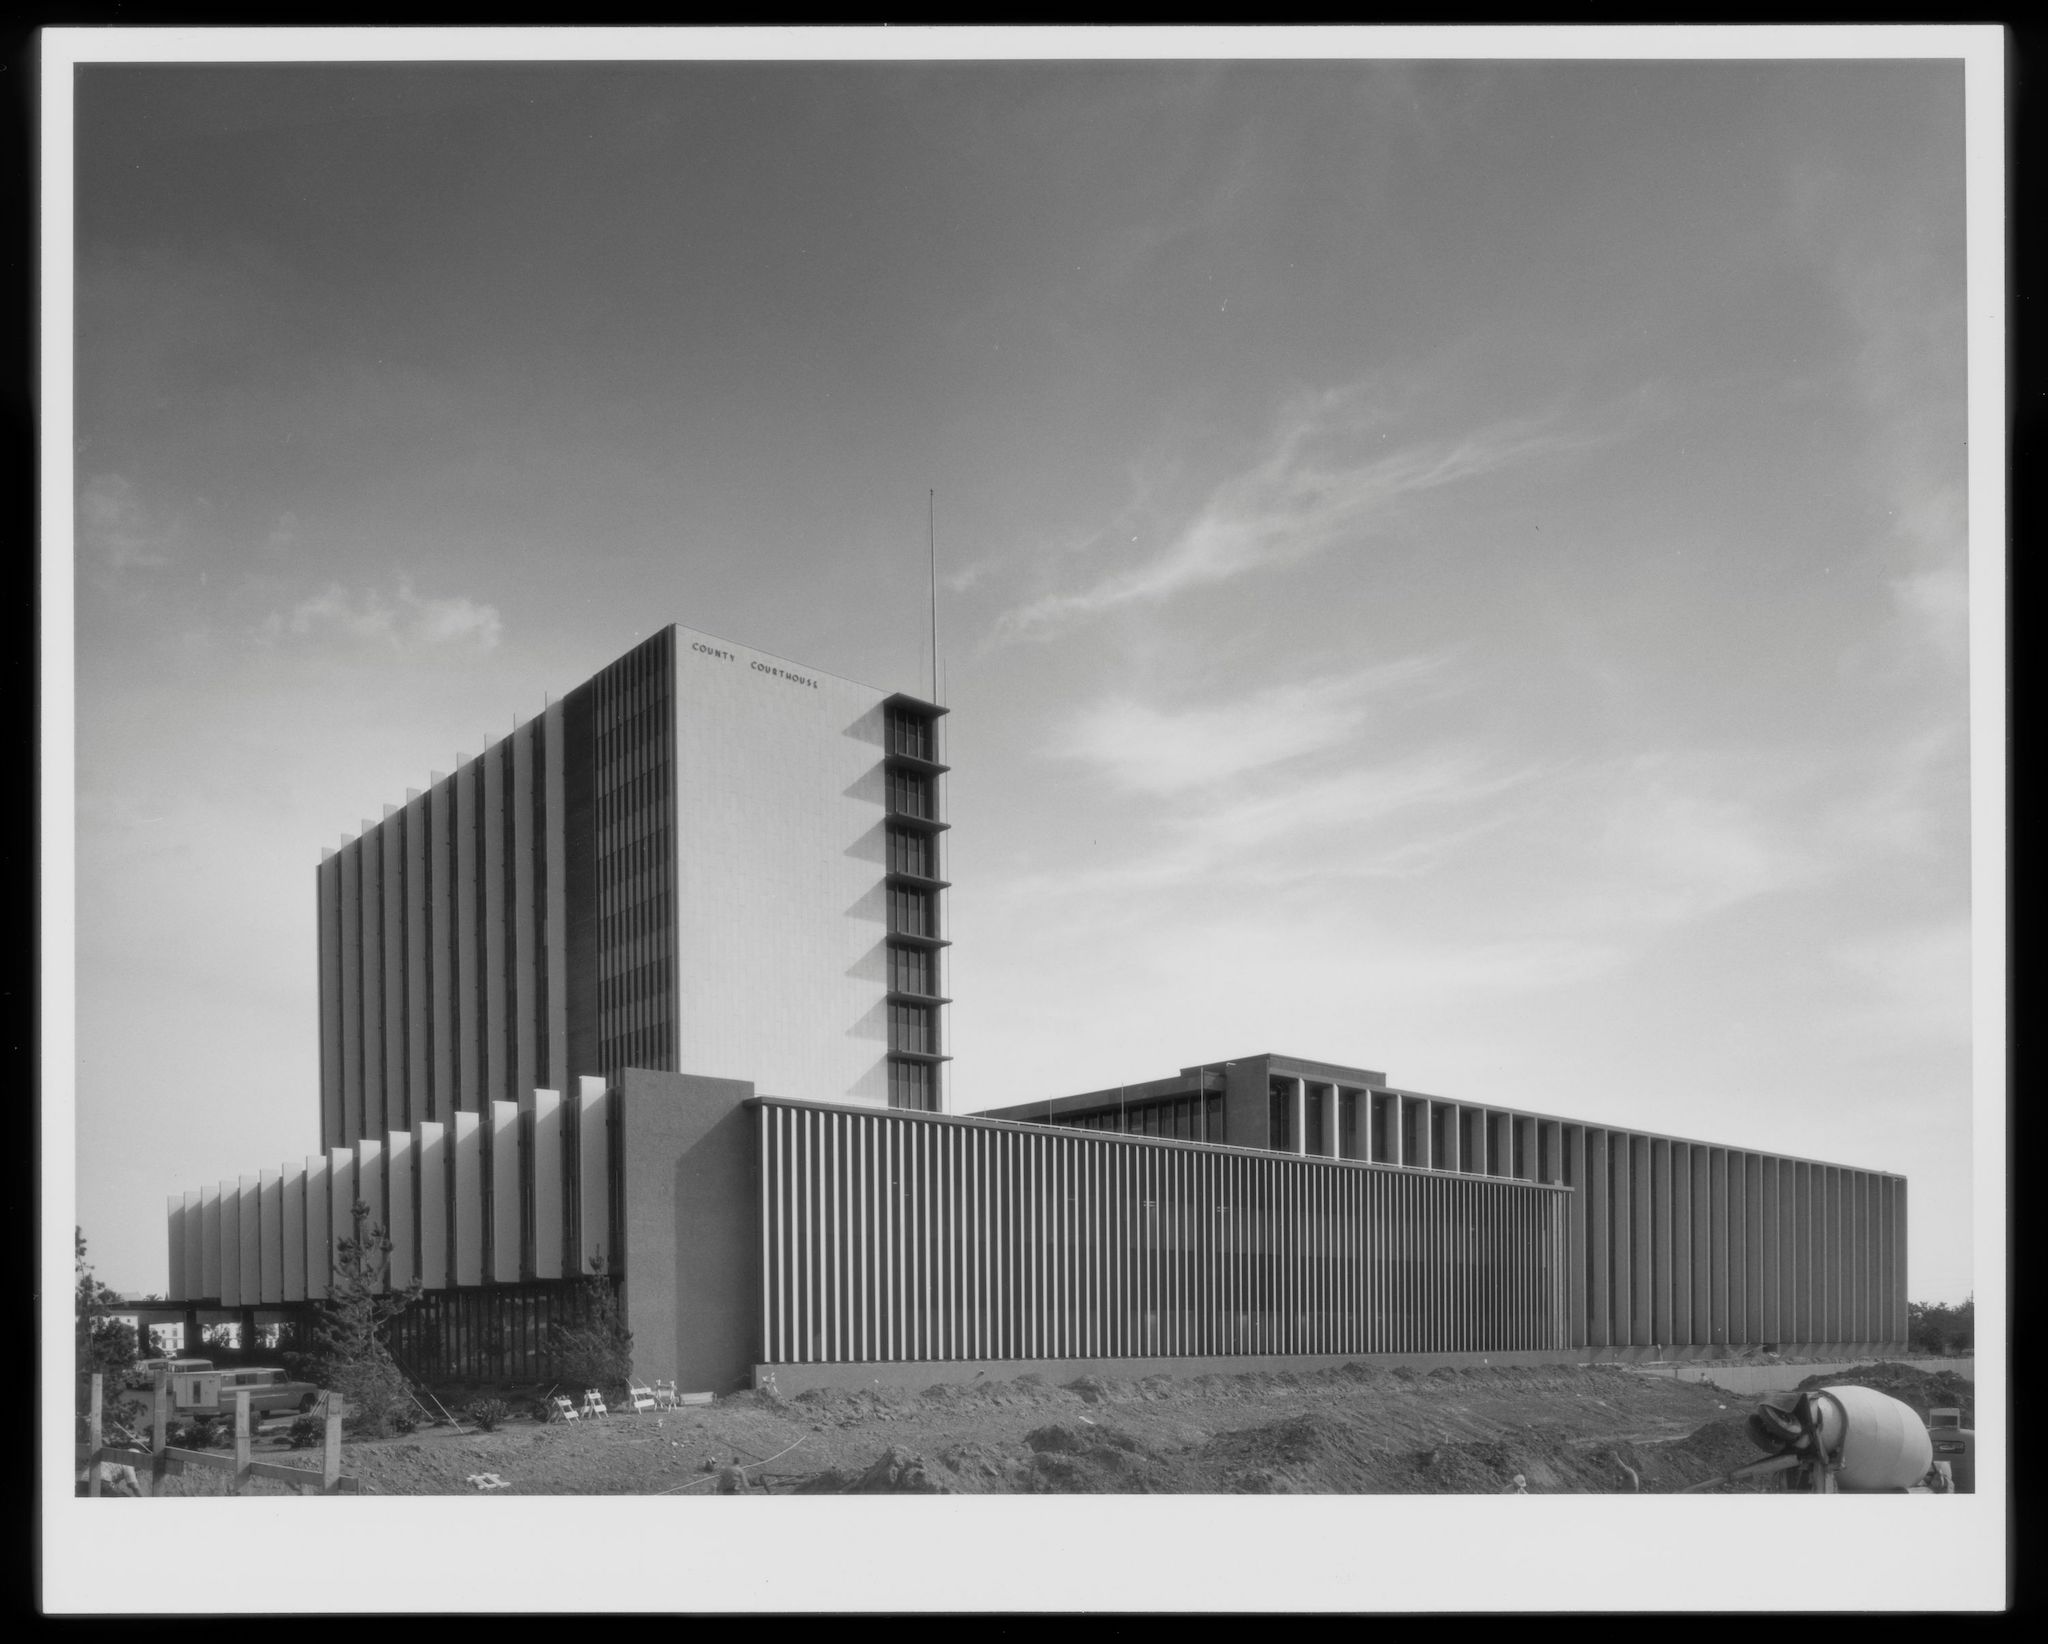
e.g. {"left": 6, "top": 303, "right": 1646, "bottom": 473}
{"left": 232, "top": 1389, "right": 252, "bottom": 1495}
{"left": 87, "top": 1374, "right": 103, "bottom": 1498}
{"left": 322, "top": 1394, "right": 344, "bottom": 1495}
{"left": 150, "top": 1371, "right": 170, "bottom": 1498}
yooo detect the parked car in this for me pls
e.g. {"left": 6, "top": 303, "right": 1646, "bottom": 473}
{"left": 129, "top": 1357, "right": 213, "bottom": 1389}
{"left": 172, "top": 1366, "right": 322, "bottom": 1421}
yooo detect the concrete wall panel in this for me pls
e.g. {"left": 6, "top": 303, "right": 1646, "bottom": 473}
{"left": 1669, "top": 1143, "right": 1692, "bottom": 1346}
{"left": 305, "top": 1155, "right": 330, "bottom": 1300}
{"left": 544, "top": 703, "right": 570, "bottom": 1096}
{"left": 483, "top": 744, "right": 509, "bottom": 1109}
{"left": 416, "top": 1121, "right": 448, "bottom": 1291}
{"left": 317, "top": 855, "right": 343, "bottom": 1151}
{"left": 338, "top": 842, "right": 363, "bottom": 1148}
{"left": 219, "top": 1179, "right": 244, "bottom": 1308}
{"left": 356, "top": 1139, "right": 385, "bottom": 1293}
{"left": 201, "top": 1184, "right": 222, "bottom": 1302}
{"left": 456, "top": 763, "right": 481, "bottom": 1112}
{"left": 386, "top": 1128, "right": 416, "bottom": 1290}
{"left": 259, "top": 1170, "right": 283, "bottom": 1305}
{"left": 578, "top": 1077, "right": 610, "bottom": 1274}
{"left": 282, "top": 1166, "right": 306, "bottom": 1303}
{"left": 360, "top": 820, "right": 385, "bottom": 1139}
{"left": 453, "top": 1109, "right": 483, "bottom": 1285}
{"left": 490, "top": 1099, "right": 521, "bottom": 1282}
{"left": 430, "top": 776, "right": 457, "bottom": 1123}
{"left": 405, "top": 791, "right": 431, "bottom": 1122}
{"left": 383, "top": 809, "right": 407, "bottom": 1127}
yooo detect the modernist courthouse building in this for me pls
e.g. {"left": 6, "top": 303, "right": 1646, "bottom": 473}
{"left": 157, "top": 626, "right": 1906, "bottom": 1394}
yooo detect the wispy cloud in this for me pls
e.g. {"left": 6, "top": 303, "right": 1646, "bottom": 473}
{"left": 257, "top": 577, "right": 503, "bottom": 652}
{"left": 990, "top": 382, "right": 1638, "bottom": 643}
{"left": 1061, "top": 653, "right": 1457, "bottom": 796}
{"left": 79, "top": 474, "right": 176, "bottom": 570}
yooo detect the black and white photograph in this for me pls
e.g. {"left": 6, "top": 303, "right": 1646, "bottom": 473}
{"left": 42, "top": 26, "right": 2005, "bottom": 1614}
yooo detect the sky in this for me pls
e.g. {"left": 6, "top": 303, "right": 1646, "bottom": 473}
{"left": 64, "top": 54, "right": 1981, "bottom": 1305}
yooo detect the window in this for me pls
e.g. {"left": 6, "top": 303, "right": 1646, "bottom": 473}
{"left": 886, "top": 708, "right": 933, "bottom": 761}
{"left": 888, "top": 885, "right": 934, "bottom": 937}
{"left": 1205, "top": 1093, "right": 1223, "bottom": 1143}
{"left": 1268, "top": 1083, "right": 1292, "bottom": 1151}
{"left": 1304, "top": 1085, "right": 1325, "bottom": 1155}
{"left": 888, "top": 945, "right": 933, "bottom": 996}
{"left": 887, "top": 769, "right": 933, "bottom": 819}
{"left": 888, "top": 1002, "right": 936, "bottom": 1054}
{"left": 888, "top": 1060, "right": 936, "bottom": 1111}
{"left": 1339, "top": 1091, "right": 1357, "bottom": 1159}
{"left": 887, "top": 826, "right": 932, "bottom": 878}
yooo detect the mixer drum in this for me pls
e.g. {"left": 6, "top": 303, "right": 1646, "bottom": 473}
{"left": 1815, "top": 1386, "right": 1935, "bottom": 1491}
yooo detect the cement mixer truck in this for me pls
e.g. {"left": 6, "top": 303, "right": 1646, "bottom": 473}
{"left": 1691, "top": 1384, "right": 1955, "bottom": 1493}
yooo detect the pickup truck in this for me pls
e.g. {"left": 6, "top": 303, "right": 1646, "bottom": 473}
{"left": 129, "top": 1357, "right": 213, "bottom": 1389}
{"left": 171, "top": 1366, "right": 324, "bottom": 1421}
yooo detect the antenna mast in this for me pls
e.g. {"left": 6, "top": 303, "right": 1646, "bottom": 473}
{"left": 928, "top": 488, "right": 939, "bottom": 704}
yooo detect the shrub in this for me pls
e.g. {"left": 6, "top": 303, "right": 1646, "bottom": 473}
{"left": 287, "top": 1415, "right": 323, "bottom": 1451}
{"left": 468, "top": 1398, "right": 510, "bottom": 1432}
{"left": 547, "top": 1261, "right": 634, "bottom": 1400}
{"left": 390, "top": 1405, "right": 419, "bottom": 1436}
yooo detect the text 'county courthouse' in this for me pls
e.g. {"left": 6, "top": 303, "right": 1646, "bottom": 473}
{"left": 157, "top": 624, "right": 1907, "bottom": 1395}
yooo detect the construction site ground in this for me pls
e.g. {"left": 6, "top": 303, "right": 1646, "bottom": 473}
{"left": 142, "top": 1357, "right": 1975, "bottom": 1497}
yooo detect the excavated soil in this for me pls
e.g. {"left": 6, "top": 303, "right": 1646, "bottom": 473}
{"left": 122, "top": 1360, "right": 1969, "bottom": 1497}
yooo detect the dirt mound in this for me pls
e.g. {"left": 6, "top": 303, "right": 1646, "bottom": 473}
{"left": 797, "top": 1444, "right": 951, "bottom": 1494}
{"left": 1794, "top": 1363, "right": 1974, "bottom": 1424}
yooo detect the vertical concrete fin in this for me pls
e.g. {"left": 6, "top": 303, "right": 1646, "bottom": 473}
{"left": 528, "top": 1086, "right": 565, "bottom": 1279}
{"left": 489, "top": 1100, "right": 521, "bottom": 1282}
{"left": 386, "top": 1129, "right": 416, "bottom": 1290}
{"left": 416, "top": 1121, "right": 448, "bottom": 1292}
{"left": 282, "top": 1165, "right": 307, "bottom": 1303}
{"left": 577, "top": 1078, "right": 610, "bottom": 1275}
{"left": 303, "top": 1156, "right": 330, "bottom": 1301}
{"left": 453, "top": 1109, "right": 483, "bottom": 1285}
{"left": 259, "top": 1170, "right": 284, "bottom": 1305}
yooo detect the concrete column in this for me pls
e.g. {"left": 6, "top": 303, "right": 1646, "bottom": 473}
{"left": 317, "top": 853, "right": 343, "bottom": 1152}
{"left": 216, "top": 1180, "right": 241, "bottom": 1308}
{"left": 180, "top": 1190, "right": 202, "bottom": 1302}
{"left": 1669, "top": 1142, "right": 1692, "bottom": 1347}
{"left": 577, "top": 1076, "right": 610, "bottom": 1274}
{"left": 544, "top": 703, "right": 571, "bottom": 1097}
{"left": 355, "top": 1139, "right": 385, "bottom": 1292}
{"left": 1585, "top": 1129, "right": 1610, "bottom": 1347}
{"left": 416, "top": 1120, "right": 448, "bottom": 1291}
{"left": 489, "top": 1098, "right": 520, "bottom": 1282}
{"left": 360, "top": 820, "right": 385, "bottom": 1140}
{"left": 483, "top": 744, "right": 509, "bottom": 1108}
{"left": 455, "top": 760, "right": 482, "bottom": 1113}
{"left": 1607, "top": 1134, "right": 1630, "bottom": 1346}
{"left": 338, "top": 840, "right": 363, "bottom": 1146}
{"left": 258, "top": 1171, "right": 284, "bottom": 1305}
{"left": 1746, "top": 1153, "right": 1766, "bottom": 1345}
{"left": 512, "top": 721, "right": 539, "bottom": 1116}
{"left": 385, "top": 1128, "right": 416, "bottom": 1289}
{"left": 429, "top": 774, "right": 457, "bottom": 1122}
{"left": 1649, "top": 1137, "right": 1671, "bottom": 1345}
{"left": 453, "top": 1109, "right": 483, "bottom": 1285}
{"left": 1289, "top": 1076, "right": 1307, "bottom": 1156}
{"left": 281, "top": 1166, "right": 306, "bottom": 1303}
{"left": 382, "top": 807, "right": 407, "bottom": 1128}
{"left": 304, "top": 1155, "right": 330, "bottom": 1300}
{"left": 404, "top": 789, "right": 432, "bottom": 1122}
{"left": 527, "top": 1086, "right": 566, "bottom": 1278}
{"left": 1760, "top": 1156, "right": 1780, "bottom": 1343}
{"left": 1709, "top": 1148, "right": 1730, "bottom": 1345}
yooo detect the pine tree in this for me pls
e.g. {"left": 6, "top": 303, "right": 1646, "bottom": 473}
{"left": 307, "top": 1201, "right": 424, "bottom": 1436}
